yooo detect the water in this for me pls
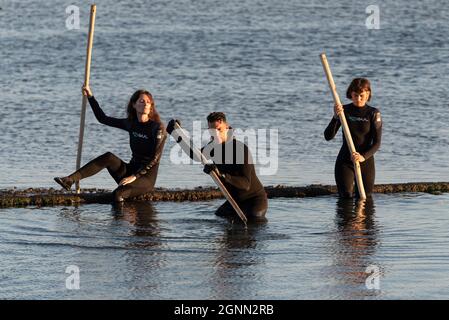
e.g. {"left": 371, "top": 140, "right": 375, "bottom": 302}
{"left": 1, "top": 194, "right": 449, "bottom": 299}
{"left": 1, "top": 0, "right": 449, "bottom": 299}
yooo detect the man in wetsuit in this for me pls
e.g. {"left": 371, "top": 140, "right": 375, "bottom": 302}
{"left": 167, "top": 112, "right": 268, "bottom": 220}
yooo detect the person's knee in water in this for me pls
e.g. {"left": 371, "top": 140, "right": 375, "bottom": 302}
{"left": 201, "top": 112, "right": 268, "bottom": 220}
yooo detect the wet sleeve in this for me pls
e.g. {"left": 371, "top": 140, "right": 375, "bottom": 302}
{"left": 134, "top": 125, "right": 167, "bottom": 179}
{"left": 223, "top": 165, "right": 252, "bottom": 191}
{"left": 362, "top": 111, "right": 382, "bottom": 160}
{"left": 222, "top": 145, "right": 252, "bottom": 191}
{"left": 324, "top": 116, "right": 341, "bottom": 141}
{"left": 87, "top": 96, "right": 128, "bottom": 131}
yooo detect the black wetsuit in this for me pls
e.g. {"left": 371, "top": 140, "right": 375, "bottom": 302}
{"left": 324, "top": 103, "right": 382, "bottom": 198}
{"left": 202, "top": 136, "right": 268, "bottom": 220}
{"left": 69, "top": 96, "right": 166, "bottom": 201}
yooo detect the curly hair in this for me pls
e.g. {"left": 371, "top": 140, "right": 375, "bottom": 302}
{"left": 126, "top": 89, "right": 162, "bottom": 123}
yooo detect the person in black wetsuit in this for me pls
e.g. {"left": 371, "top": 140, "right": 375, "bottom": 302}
{"left": 167, "top": 112, "right": 268, "bottom": 221}
{"left": 54, "top": 85, "right": 166, "bottom": 202}
{"left": 324, "top": 78, "right": 382, "bottom": 198}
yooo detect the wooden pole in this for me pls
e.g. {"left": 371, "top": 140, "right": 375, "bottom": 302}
{"left": 320, "top": 53, "right": 367, "bottom": 199}
{"left": 75, "top": 4, "right": 97, "bottom": 193}
{"left": 173, "top": 122, "right": 248, "bottom": 226}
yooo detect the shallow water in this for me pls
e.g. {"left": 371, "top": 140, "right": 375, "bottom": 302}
{"left": 1, "top": 193, "right": 449, "bottom": 299}
{"left": 1, "top": 0, "right": 449, "bottom": 299}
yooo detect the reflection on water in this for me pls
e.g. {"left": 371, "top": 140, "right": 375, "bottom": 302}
{"left": 1, "top": 195, "right": 449, "bottom": 299}
{"left": 330, "top": 197, "right": 381, "bottom": 299}
{"left": 210, "top": 220, "right": 268, "bottom": 299}
{"left": 112, "top": 201, "right": 161, "bottom": 243}
{"left": 215, "top": 220, "right": 268, "bottom": 267}
{"left": 111, "top": 201, "right": 166, "bottom": 298}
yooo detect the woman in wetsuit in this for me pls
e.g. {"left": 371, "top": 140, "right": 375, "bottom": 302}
{"left": 324, "top": 78, "right": 382, "bottom": 198}
{"left": 54, "top": 86, "right": 166, "bottom": 202}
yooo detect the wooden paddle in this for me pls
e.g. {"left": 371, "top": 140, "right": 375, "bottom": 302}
{"left": 171, "top": 121, "right": 248, "bottom": 226}
{"left": 75, "top": 5, "right": 97, "bottom": 193}
{"left": 320, "top": 53, "right": 367, "bottom": 199}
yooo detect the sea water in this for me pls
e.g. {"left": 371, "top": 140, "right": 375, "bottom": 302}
{"left": 1, "top": 0, "right": 449, "bottom": 299}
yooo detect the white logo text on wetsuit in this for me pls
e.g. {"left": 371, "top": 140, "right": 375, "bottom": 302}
{"left": 347, "top": 116, "right": 369, "bottom": 122}
{"left": 132, "top": 132, "right": 149, "bottom": 140}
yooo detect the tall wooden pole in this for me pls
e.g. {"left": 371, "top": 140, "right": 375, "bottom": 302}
{"left": 75, "top": 4, "right": 96, "bottom": 193}
{"left": 320, "top": 53, "right": 367, "bottom": 199}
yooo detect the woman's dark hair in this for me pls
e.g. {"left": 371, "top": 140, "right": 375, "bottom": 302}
{"left": 127, "top": 89, "right": 162, "bottom": 123}
{"left": 207, "top": 112, "right": 227, "bottom": 123}
{"left": 346, "top": 78, "right": 371, "bottom": 101}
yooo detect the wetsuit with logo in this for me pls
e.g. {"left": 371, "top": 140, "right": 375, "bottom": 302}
{"left": 324, "top": 103, "right": 382, "bottom": 198}
{"left": 201, "top": 136, "right": 268, "bottom": 220}
{"left": 69, "top": 96, "right": 166, "bottom": 201}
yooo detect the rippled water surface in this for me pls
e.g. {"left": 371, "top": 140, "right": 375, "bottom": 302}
{"left": 1, "top": 0, "right": 449, "bottom": 299}
{"left": 1, "top": 194, "right": 449, "bottom": 299}
{"left": 1, "top": 0, "right": 449, "bottom": 188}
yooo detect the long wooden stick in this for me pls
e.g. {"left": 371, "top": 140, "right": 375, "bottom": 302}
{"left": 75, "top": 5, "right": 97, "bottom": 194}
{"left": 320, "top": 53, "right": 367, "bottom": 199}
{"left": 172, "top": 122, "right": 248, "bottom": 226}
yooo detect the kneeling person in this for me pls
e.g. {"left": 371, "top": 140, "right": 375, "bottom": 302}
{"left": 202, "top": 112, "right": 268, "bottom": 220}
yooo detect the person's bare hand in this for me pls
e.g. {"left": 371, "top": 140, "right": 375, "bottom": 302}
{"left": 82, "top": 85, "right": 93, "bottom": 97}
{"left": 119, "top": 175, "right": 136, "bottom": 186}
{"left": 352, "top": 152, "right": 365, "bottom": 163}
{"left": 334, "top": 103, "right": 344, "bottom": 119}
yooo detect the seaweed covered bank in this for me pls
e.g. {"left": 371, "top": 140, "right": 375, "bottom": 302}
{"left": 1, "top": 182, "right": 449, "bottom": 208}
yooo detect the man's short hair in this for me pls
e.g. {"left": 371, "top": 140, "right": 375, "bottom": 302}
{"left": 207, "top": 112, "right": 227, "bottom": 123}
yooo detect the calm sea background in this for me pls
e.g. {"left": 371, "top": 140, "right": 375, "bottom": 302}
{"left": 1, "top": 0, "right": 449, "bottom": 299}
